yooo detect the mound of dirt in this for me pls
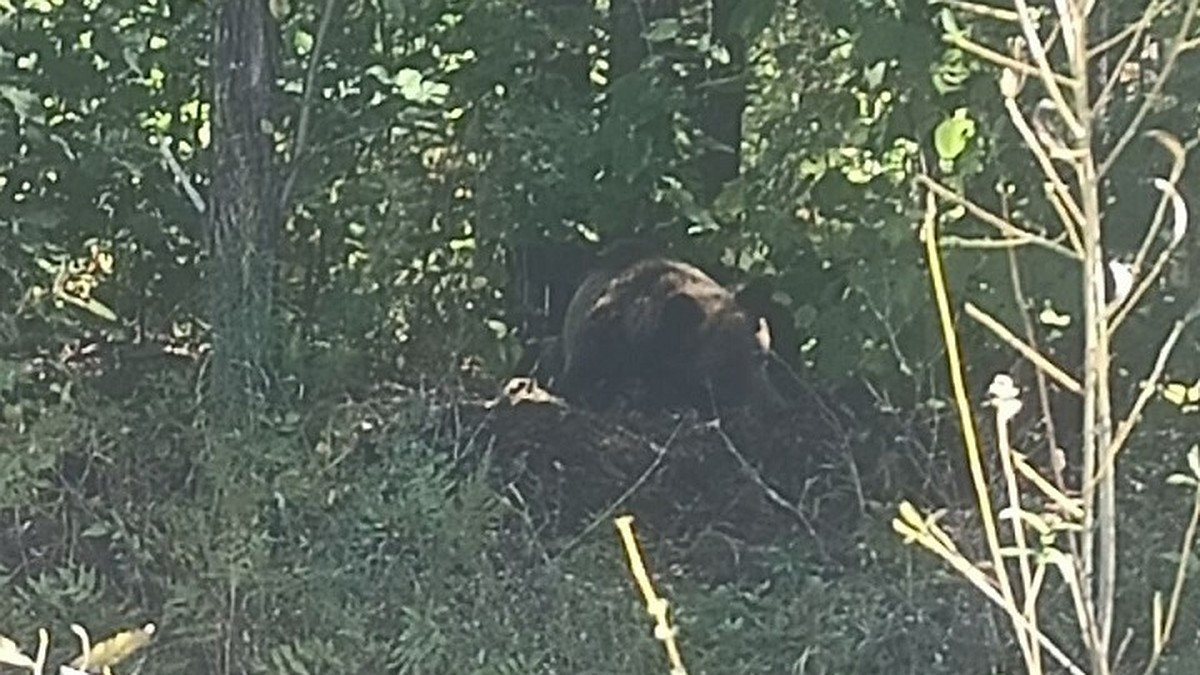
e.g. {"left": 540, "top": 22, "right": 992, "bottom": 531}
{"left": 449, "top": 378, "right": 884, "bottom": 577}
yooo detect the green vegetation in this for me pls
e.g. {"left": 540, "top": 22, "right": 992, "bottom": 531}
{"left": 1, "top": 0, "right": 1199, "bottom": 673}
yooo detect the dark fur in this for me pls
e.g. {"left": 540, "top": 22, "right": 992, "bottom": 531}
{"left": 556, "top": 257, "right": 784, "bottom": 412}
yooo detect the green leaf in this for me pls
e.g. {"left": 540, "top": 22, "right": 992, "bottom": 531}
{"left": 0, "top": 85, "right": 42, "bottom": 124}
{"left": 70, "top": 297, "right": 118, "bottom": 322}
{"left": 933, "top": 110, "right": 976, "bottom": 161}
{"left": 1166, "top": 473, "right": 1198, "bottom": 487}
{"left": 395, "top": 67, "right": 422, "bottom": 90}
{"left": 1162, "top": 381, "right": 1199, "bottom": 406}
{"left": 293, "top": 30, "right": 314, "bottom": 56}
{"left": 81, "top": 522, "right": 111, "bottom": 538}
{"left": 644, "top": 18, "right": 680, "bottom": 43}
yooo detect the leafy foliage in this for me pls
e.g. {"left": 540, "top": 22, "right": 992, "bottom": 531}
{"left": 2, "top": 0, "right": 1200, "bottom": 672}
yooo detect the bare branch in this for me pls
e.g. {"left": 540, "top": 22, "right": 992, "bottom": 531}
{"left": 964, "top": 302, "right": 1083, "bottom": 394}
{"left": 1004, "top": 237, "right": 1080, "bottom": 524}
{"left": 1052, "top": 0, "right": 1082, "bottom": 64}
{"left": 1003, "top": 98, "right": 1087, "bottom": 250}
{"left": 1131, "top": 131, "right": 1188, "bottom": 273}
{"left": 1141, "top": 484, "right": 1200, "bottom": 675}
{"left": 946, "top": 32, "right": 1077, "bottom": 88}
{"left": 940, "top": 235, "right": 1054, "bottom": 249}
{"left": 158, "top": 137, "right": 207, "bottom": 214}
{"left": 1086, "top": 313, "right": 1195, "bottom": 497}
{"left": 1012, "top": 0, "right": 1085, "bottom": 138}
{"left": 1099, "top": 0, "right": 1200, "bottom": 177}
{"left": 1110, "top": 174, "right": 1190, "bottom": 332}
{"left": 1090, "top": 3, "right": 1165, "bottom": 119}
{"left": 1087, "top": 2, "right": 1161, "bottom": 58}
{"left": 1010, "top": 452, "right": 1084, "bottom": 519}
{"left": 893, "top": 503, "right": 1088, "bottom": 675}
{"left": 919, "top": 174, "right": 1079, "bottom": 258}
{"left": 933, "top": 0, "right": 1023, "bottom": 23}
{"left": 1045, "top": 181, "right": 1086, "bottom": 254}
{"left": 279, "top": 0, "right": 340, "bottom": 212}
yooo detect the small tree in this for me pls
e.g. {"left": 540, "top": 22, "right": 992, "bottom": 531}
{"left": 205, "top": 0, "right": 281, "bottom": 425}
{"left": 895, "top": 2, "right": 1200, "bottom": 674}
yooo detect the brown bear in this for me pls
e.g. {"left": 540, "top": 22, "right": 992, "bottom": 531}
{"left": 555, "top": 257, "right": 785, "bottom": 413}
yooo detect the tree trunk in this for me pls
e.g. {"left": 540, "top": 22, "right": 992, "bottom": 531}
{"left": 205, "top": 0, "right": 280, "bottom": 425}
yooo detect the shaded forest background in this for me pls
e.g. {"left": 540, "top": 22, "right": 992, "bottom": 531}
{"left": 1, "top": 0, "right": 1200, "bottom": 673}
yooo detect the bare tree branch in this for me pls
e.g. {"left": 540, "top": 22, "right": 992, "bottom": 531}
{"left": 279, "top": 0, "right": 339, "bottom": 212}
{"left": 1099, "top": 0, "right": 1200, "bottom": 177}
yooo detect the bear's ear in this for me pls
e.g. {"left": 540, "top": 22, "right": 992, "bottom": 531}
{"left": 754, "top": 317, "right": 773, "bottom": 353}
